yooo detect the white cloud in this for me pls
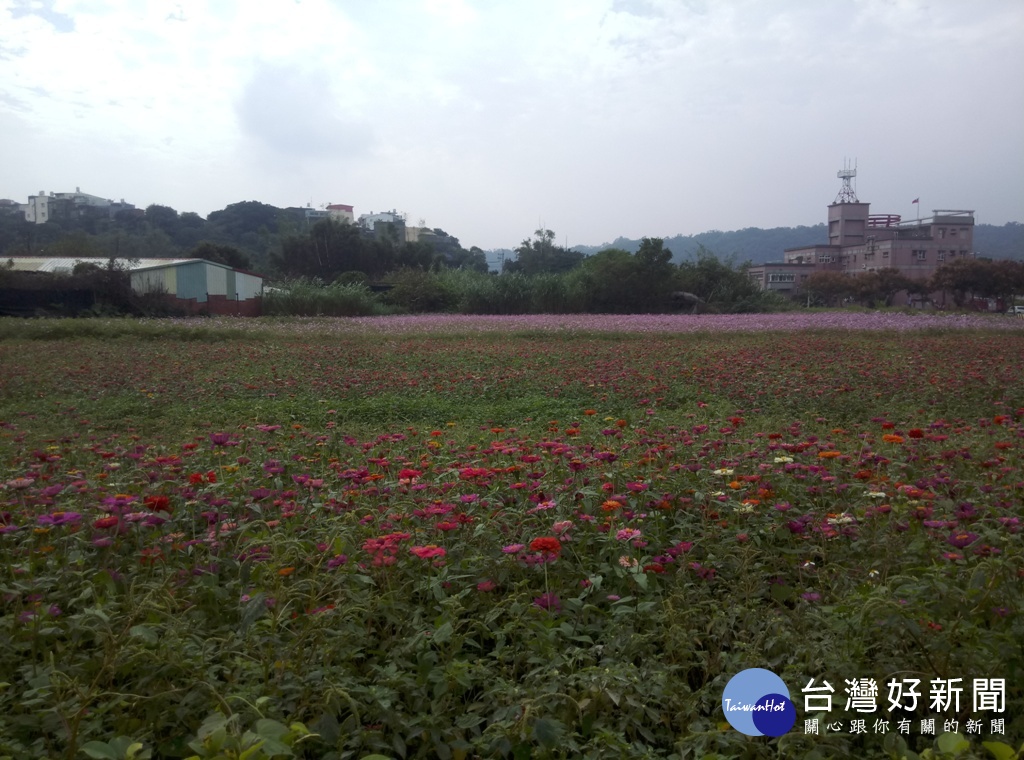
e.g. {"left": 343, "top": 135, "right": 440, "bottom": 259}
{"left": 1, "top": 0, "right": 1021, "bottom": 248}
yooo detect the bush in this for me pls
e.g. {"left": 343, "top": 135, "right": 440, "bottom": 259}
{"left": 383, "top": 268, "right": 456, "bottom": 313}
{"left": 262, "top": 278, "right": 389, "bottom": 317}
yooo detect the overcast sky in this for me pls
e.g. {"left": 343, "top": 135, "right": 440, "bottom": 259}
{"left": 2, "top": 0, "right": 1022, "bottom": 251}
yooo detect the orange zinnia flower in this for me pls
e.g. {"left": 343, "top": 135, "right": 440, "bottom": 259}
{"left": 818, "top": 451, "right": 842, "bottom": 459}
{"left": 278, "top": 567, "right": 295, "bottom": 576}
{"left": 882, "top": 434, "right": 904, "bottom": 444}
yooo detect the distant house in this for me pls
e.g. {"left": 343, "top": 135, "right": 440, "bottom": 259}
{"left": 19, "top": 188, "right": 135, "bottom": 224}
{"left": 749, "top": 169, "right": 976, "bottom": 306}
{"left": 4, "top": 257, "right": 264, "bottom": 316}
{"left": 326, "top": 204, "right": 354, "bottom": 223}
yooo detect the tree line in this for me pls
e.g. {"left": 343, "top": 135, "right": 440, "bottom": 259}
{"left": 3, "top": 200, "right": 1021, "bottom": 315}
{"left": 266, "top": 231, "right": 786, "bottom": 316}
{"left": 802, "top": 259, "right": 1024, "bottom": 308}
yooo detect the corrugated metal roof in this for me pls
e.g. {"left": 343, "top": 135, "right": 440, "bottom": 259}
{"left": 4, "top": 257, "right": 193, "bottom": 273}
{"left": 3, "top": 257, "right": 262, "bottom": 278}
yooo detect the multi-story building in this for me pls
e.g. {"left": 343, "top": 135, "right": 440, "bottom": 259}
{"left": 19, "top": 188, "right": 135, "bottom": 224}
{"left": 326, "top": 204, "right": 354, "bottom": 223}
{"left": 748, "top": 169, "right": 975, "bottom": 304}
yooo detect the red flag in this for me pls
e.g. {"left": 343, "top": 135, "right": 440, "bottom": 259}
{"left": 912, "top": 198, "right": 919, "bottom": 204}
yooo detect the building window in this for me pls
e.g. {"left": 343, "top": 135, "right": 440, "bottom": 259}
{"left": 938, "top": 228, "right": 946, "bottom": 239}
{"left": 938, "top": 251, "right": 945, "bottom": 262}
{"left": 768, "top": 273, "right": 796, "bottom": 283}
{"left": 949, "top": 228, "right": 957, "bottom": 238}
{"left": 882, "top": 250, "right": 889, "bottom": 257}
{"left": 916, "top": 250, "right": 927, "bottom": 261}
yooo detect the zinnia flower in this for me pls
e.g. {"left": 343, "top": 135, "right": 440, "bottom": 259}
{"left": 533, "top": 593, "right": 561, "bottom": 612}
{"left": 529, "top": 536, "right": 561, "bottom": 555}
{"left": 410, "top": 545, "right": 446, "bottom": 560}
{"left": 947, "top": 531, "right": 979, "bottom": 549}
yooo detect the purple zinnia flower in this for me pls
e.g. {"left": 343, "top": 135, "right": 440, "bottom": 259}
{"left": 533, "top": 593, "right": 561, "bottom": 612}
{"left": 948, "top": 531, "right": 979, "bottom": 549}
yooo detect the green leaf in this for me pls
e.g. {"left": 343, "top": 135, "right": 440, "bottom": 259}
{"left": 254, "top": 719, "right": 290, "bottom": 741}
{"left": 80, "top": 743, "right": 119, "bottom": 760}
{"left": 238, "top": 740, "right": 268, "bottom": 760}
{"left": 129, "top": 625, "right": 158, "bottom": 646}
{"left": 85, "top": 607, "right": 110, "bottom": 623}
{"left": 770, "top": 584, "right": 795, "bottom": 602}
{"left": 981, "top": 741, "right": 1016, "bottom": 760}
{"left": 239, "top": 593, "right": 267, "bottom": 634}
{"left": 433, "top": 621, "right": 453, "bottom": 645}
{"left": 936, "top": 732, "right": 969, "bottom": 755}
{"left": 531, "top": 718, "right": 564, "bottom": 749}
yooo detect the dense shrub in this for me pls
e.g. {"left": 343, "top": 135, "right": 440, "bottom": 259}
{"left": 262, "top": 278, "right": 389, "bottom": 317}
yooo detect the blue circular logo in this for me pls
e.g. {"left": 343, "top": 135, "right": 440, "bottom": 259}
{"left": 722, "top": 668, "right": 796, "bottom": 737}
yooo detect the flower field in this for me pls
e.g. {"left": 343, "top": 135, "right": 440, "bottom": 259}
{"left": 1, "top": 314, "right": 1022, "bottom": 759}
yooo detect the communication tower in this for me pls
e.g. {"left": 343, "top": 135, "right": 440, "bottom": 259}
{"left": 835, "top": 159, "right": 858, "bottom": 203}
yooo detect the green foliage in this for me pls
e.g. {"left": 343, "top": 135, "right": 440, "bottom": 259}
{"left": 504, "top": 228, "right": 585, "bottom": 275}
{"left": 189, "top": 242, "right": 253, "bottom": 271}
{"left": 929, "top": 259, "right": 1024, "bottom": 306}
{"left": 263, "top": 278, "right": 391, "bottom": 317}
{"left": 384, "top": 268, "right": 456, "bottom": 312}
{"left": 676, "top": 245, "right": 776, "bottom": 311}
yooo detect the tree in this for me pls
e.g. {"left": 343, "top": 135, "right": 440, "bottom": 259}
{"left": 676, "top": 246, "right": 762, "bottom": 310}
{"left": 270, "top": 219, "right": 377, "bottom": 280}
{"left": 800, "top": 271, "right": 856, "bottom": 307}
{"left": 930, "top": 259, "right": 987, "bottom": 307}
{"left": 144, "top": 204, "right": 180, "bottom": 234}
{"left": 504, "top": 229, "right": 584, "bottom": 275}
{"left": 852, "top": 268, "right": 915, "bottom": 307}
{"left": 189, "top": 242, "right": 252, "bottom": 270}
{"left": 575, "top": 248, "right": 639, "bottom": 312}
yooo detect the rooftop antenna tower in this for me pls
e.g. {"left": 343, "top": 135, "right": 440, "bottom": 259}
{"left": 835, "top": 159, "right": 858, "bottom": 203}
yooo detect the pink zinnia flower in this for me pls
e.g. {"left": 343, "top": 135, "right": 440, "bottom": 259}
{"left": 410, "top": 545, "right": 446, "bottom": 560}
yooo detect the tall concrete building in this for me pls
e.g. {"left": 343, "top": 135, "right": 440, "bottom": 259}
{"left": 748, "top": 167, "right": 975, "bottom": 304}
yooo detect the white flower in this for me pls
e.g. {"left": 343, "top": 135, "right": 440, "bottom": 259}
{"left": 827, "top": 513, "right": 855, "bottom": 526}
{"left": 712, "top": 468, "right": 734, "bottom": 476}
{"left": 866, "top": 491, "right": 887, "bottom": 499}
{"left": 774, "top": 456, "right": 794, "bottom": 464}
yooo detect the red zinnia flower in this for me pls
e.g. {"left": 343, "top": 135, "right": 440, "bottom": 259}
{"left": 529, "top": 536, "right": 562, "bottom": 555}
{"left": 144, "top": 495, "right": 172, "bottom": 514}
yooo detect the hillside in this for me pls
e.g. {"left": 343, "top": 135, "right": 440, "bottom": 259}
{"left": 565, "top": 222, "right": 1024, "bottom": 265}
